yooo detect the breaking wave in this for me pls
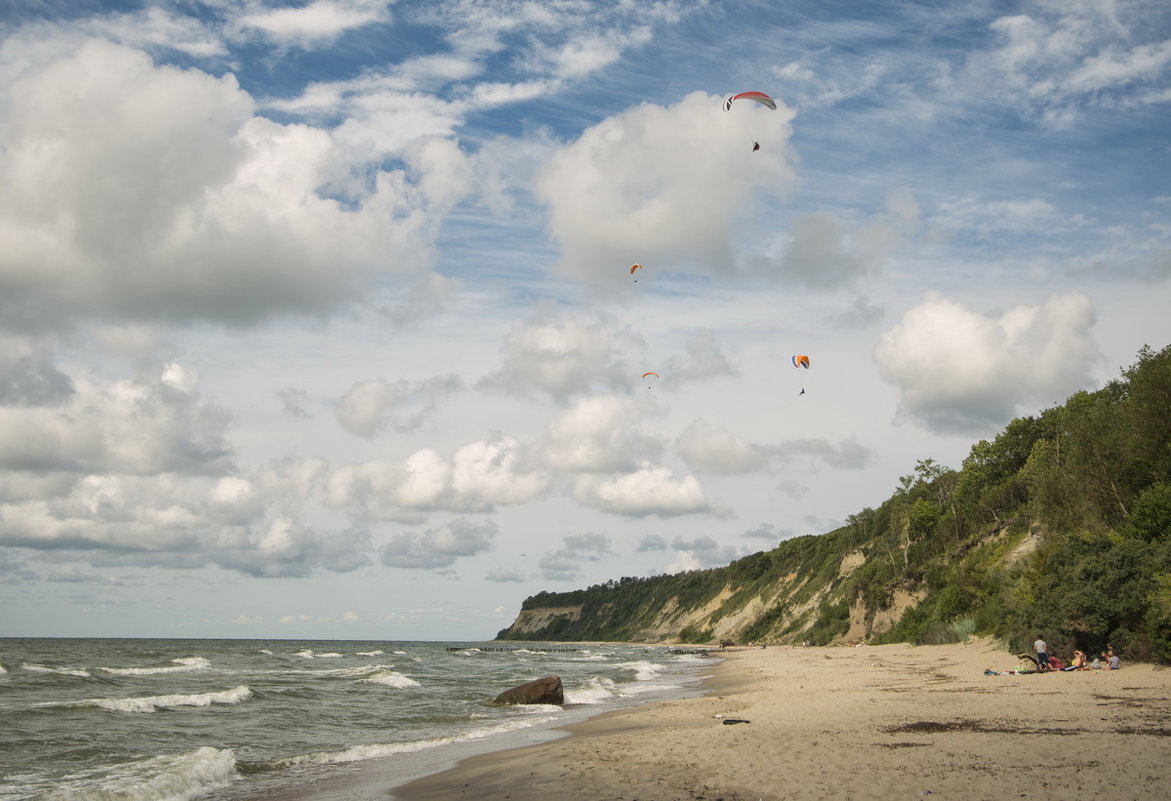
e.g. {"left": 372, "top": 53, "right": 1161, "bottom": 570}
{"left": 21, "top": 663, "right": 90, "bottom": 678}
{"left": 34, "top": 746, "right": 238, "bottom": 801}
{"left": 360, "top": 670, "right": 421, "bottom": 688}
{"left": 271, "top": 716, "right": 560, "bottom": 768}
{"left": 38, "top": 685, "right": 253, "bottom": 713}
{"left": 99, "top": 657, "right": 212, "bottom": 676}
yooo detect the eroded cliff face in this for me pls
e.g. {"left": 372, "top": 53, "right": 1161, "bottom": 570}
{"left": 497, "top": 522, "right": 1037, "bottom": 646}
{"left": 503, "top": 606, "right": 582, "bottom": 637}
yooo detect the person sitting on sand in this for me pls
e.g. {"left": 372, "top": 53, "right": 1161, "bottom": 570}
{"left": 1047, "top": 655, "right": 1066, "bottom": 671}
{"left": 1070, "top": 650, "right": 1087, "bottom": 670}
{"left": 1108, "top": 653, "right": 1121, "bottom": 670}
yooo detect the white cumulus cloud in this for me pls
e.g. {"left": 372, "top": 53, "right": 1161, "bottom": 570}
{"left": 573, "top": 465, "right": 713, "bottom": 518}
{"left": 875, "top": 292, "right": 1100, "bottom": 432}
{"left": 536, "top": 91, "right": 797, "bottom": 287}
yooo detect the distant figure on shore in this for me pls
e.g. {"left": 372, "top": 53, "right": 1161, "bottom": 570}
{"left": 1108, "top": 653, "right": 1121, "bottom": 670}
{"left": 1070, "top": 650, "right": 1088, "bottom": 670}
{"left": 1034, "top": 636, "right": 1049, "bottom": 671}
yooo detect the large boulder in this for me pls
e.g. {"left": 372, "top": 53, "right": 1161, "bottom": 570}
{"left": 493, "top": 675, "right": 564, "bottom": 706}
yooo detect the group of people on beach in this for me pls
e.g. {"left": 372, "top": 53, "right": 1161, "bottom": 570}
{"left": 1034, "top": 636, "right": 1120, "bottom": 672}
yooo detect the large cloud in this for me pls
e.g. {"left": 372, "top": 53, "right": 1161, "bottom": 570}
{"left": 875, "top": 292, "right": 1100, "bottom": 432}
{"left": 659, "top": 328, "right": 736, "bottom": 384}
{"left": 538, "top": 533, "right": 616, "bottom": 581}
{"left": 677, "top": 420, "right": 873, "bottom": 474}
{"left": 0, "top": 340, "right": 75, "bottom": 406}
{"left": 637, "top": 533, "right": 746, "bottom": 572}
{"left": 0, "top": 39, "right": 463, "bottom": 332}
{"left": 0, "top": 454, "right": 372, "bottom": 579}
{"left": 236, "top": 0, "right": 394, "bottom": 49}
{"left": 536, "top": 91, "right": 797, "bottom": 285}
{"left": 0, "top": 362, "right": 232, "bottom": 476}
{"left": 477, "top": 307, "right": 639, "bottom": 401}
{"left": 0, "top": 351, "right": 382, "bottom": 578}
{"left": 573, "top": 465, "right": 714, "bottom": 518}
{"left": 325, "top": 435, "right": 549, "bottom": 519}
{"left": 534, "top": 395, "right": 665, "bottom": 472}
{"left": 218, "top": 519, "right": 372, "bottom": 578}
{"left": 335, "top": 373, "right": 464, "bottom": 438}
{"left": 974, "top": 4, "right": 1171, "bottom": 121}
{"left": 379, "top": 517, "right": 499, "bottom": 569}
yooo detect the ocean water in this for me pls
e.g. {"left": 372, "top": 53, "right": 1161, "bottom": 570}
{"left": 0, "top": 638, "right": 716, "bottom": 801}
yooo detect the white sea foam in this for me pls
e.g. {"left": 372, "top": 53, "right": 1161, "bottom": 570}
{"left": 35, "top": 746, "right": 238, "bottom": 801}
{"left": 620, "top": 660, "right": 665, "bottom": 681}
{"left": 100, "top": 657, "right": 212, "bottom": 676}
{"left": 361, "top": 670, "right": 421, "bottom": 688}
{"left": 272, "top": 716, "right": 560, "bottom": 768}
{"left": 0, "top": 662, "right": 8, "bottom": 674}
{"left": 288, "top": 663, "right": 406, "bottom": 679}
{"left": 38, "top": 685, "right": 253, "bottom": 713}
{"left": 292, "top": 649, "right": 344, "bottom": 659}
{"left": 356, "top": 650, "right": 384, "bottom": 656}
{"left": 565, "top": 675, "right": 619, "bottom": 704}
{"left": 21, "top": 663, "right": 90, "bottom": 677}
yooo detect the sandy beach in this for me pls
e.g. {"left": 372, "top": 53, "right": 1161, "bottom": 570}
{"left": 391, "top": 639, "right": 1171, "bottom": 801}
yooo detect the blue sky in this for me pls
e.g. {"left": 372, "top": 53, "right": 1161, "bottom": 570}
{"left": 1, "top": 0, "right": 1168, "bottom": 639}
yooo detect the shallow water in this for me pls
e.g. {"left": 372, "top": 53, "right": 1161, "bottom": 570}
{"left": 0, "top": 638, "right": 714, "bottom": 801}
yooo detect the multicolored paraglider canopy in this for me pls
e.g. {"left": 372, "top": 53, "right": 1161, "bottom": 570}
{"left": 723, "top": 91, "right": 777, "bottom": 112}
{"left": 792, "top": 355, "right": 810, "bottom": 369}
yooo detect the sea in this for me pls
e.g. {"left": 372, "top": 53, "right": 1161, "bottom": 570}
{"left": 0, "top": 638, "right": 717, "bottom": 801}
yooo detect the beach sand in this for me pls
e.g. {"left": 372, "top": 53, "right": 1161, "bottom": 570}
{"left": 391, "top": 639, "right": 1171, "bottom": 801}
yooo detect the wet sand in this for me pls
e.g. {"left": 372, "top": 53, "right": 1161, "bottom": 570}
{"left": 390, "top": 639, "right": 1171, "bottom": 801}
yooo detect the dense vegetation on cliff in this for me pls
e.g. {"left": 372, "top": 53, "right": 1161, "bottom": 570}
{"left": 497, "top": 345, "right": 1171, "bottom": 663}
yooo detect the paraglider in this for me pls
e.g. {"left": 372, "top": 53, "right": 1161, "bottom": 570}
{"left": 723, "top": 91, "right": 777, "bottom": 112}
{"left": 641, "top": 371, "right": 659, "bottom": 389}
{"left": 724, "top": 92, "right": 776, "bottom": 151}
{"left": 630, "top": 263, "right": 643, "bottom": 282}
{"left": 792, "top": 355, "right": 810, "bottom": 395}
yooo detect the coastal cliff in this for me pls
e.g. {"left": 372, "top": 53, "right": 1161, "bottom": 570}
{"left": 497, "top": 345, "right": 1171, "bottom": 662}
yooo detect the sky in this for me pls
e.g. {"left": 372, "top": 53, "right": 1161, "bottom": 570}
{"left": 1, "top": 0, "right": 1168, "bottom": 641}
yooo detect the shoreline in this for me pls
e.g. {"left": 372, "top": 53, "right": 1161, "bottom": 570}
{"left": 390, "top": 638, "right": 1171, "bottom": 801}
{"left": 225, "top": 645, "right": 720, "bottom": 801}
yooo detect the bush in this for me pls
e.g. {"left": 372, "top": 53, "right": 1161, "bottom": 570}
{"left": 1124, "top": 483, "right": 1171, "bottom": 542}
{"left": 916, "top": 621, "right": 961, "bottom": 645}
{"left": 949, "top": 616, "right": 977, "bottom": 641}
{"left": 678, "top": 623, "right": 713, "bottom": 644}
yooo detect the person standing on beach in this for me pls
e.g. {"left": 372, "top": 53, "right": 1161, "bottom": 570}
{"left": 1034, "top": 636, "right": 1049, "bottom": 671}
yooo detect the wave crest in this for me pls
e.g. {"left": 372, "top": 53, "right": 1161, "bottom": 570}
{"left": 39, "top": 685, "right": 253, "bottom": 713}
